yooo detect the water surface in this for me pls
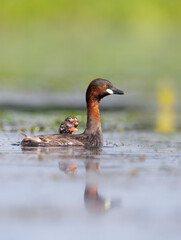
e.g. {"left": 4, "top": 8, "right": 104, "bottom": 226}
{"left": 0, "top": 130, "right": 181, "bottom": 240}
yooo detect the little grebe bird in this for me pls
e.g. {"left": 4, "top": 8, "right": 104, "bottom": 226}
{"left": 21, "top": 78, "right": 124, "bottom": 147}
{"left": 59, "top": 120, "right": 78, "bottom": 134}
{"left": 59, "top": 116, "right": 78, "bottom": 134}
{"left": 65, "top": 116, "right": 79, "bottom": 127}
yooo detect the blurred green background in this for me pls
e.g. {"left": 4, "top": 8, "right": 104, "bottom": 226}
{"left": 0, "top": 0, "right": 181, "bottom": 92}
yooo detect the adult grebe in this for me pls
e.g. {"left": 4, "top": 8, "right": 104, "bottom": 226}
{"left": 21, "top": 78, "right": 124, "bottom": 147}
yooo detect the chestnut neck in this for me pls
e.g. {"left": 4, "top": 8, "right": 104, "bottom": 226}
{"left": 84, "top": 94, "right": 102, "bottom": 135}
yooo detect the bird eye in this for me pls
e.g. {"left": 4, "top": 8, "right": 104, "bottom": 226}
{"left": 102, "top": 85, "right": 107, "bottom": 89}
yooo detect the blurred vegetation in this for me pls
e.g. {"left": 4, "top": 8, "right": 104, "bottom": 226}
{"left": 0, "top": 0, "right": 181, "bottom": 92}
{"left": 0, "top": 109, "right": 149, "bottom": 132}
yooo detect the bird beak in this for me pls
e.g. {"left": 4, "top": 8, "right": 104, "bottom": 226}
{"left": 111, "top": 87, "right": 124, "bottom": 95}
{"left": 73, "top": 121, "right": 79, "bottom": 127}
{"left": 69, "top": 127, "right": 78, "bottom": 132}
{"left": 106, "top": 87, "right": 124, "bottom": 95}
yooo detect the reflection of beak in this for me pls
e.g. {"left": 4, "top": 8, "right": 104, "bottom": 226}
{"left": 112, "top": 87, "right": 125, "bottom": 95}
{"left": 104, "top": 199, "right": 111, "bottom": 210}
{"left": 73, "top": 121, "right": 79, "bottom": 127}
{"left": 69, "top": 127, "right": 78, "bottom": 132}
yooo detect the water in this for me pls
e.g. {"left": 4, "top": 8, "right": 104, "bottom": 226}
{"left": 0, "top": 130, "right": 181, "bottom": 240}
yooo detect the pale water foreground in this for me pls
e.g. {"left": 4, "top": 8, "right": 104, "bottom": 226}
{"left": 0, "top": 131, "right": 181, "bottom": 240}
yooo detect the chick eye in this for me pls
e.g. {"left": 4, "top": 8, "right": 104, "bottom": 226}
{"left": 102, "top": 85, "right": 107, "bottom": 89}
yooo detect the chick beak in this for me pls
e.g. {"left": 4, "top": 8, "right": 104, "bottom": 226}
{"left": 69, "top": 127, "right": 78, "bottom": 132}
{"left": 73, "top": 121, "right": 78, "bottom": 127}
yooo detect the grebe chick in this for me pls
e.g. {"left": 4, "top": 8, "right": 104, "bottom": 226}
{"left": 59, "top": 116, "right": 79, "bottom": 134}
{"left": 21, "top": 78, "right": 124, "bottom": 147}
{"left": 59, "top": 121, "right": 78, "bottom": 134}
{"left": 65, "top": 116, "right": 79, "bottom": 127}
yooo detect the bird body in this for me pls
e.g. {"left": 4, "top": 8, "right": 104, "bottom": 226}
{"left": 21, "top": 78, "right": 124, "bottom": 147}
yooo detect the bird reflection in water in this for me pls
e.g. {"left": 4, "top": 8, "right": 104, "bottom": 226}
{"left": 59, "top": 162, "right": 77, "bottom": 175}
{"left": 21, "top": 146, "right": 121, "bottom": 214}
{"left": 84, "top": 159, "right": 112, "bottom": 213}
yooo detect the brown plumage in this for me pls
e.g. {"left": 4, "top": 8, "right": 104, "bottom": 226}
{"left": 20, "top": 78, "right": 124, "bottom": 147}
